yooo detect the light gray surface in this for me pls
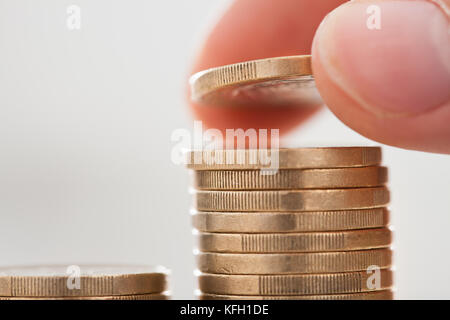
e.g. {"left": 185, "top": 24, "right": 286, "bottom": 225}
{"left": 0, "top": 0, "right": 449, "bottom": 299}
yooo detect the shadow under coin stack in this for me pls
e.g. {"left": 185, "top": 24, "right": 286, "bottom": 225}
{"left": 0, "top": 265, "right": 170, "bottom": 300}
{"left": 188, "top": 147, "right": 394, "bottom": 300}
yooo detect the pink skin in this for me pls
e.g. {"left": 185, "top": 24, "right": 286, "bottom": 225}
{"left": 312, "top": 0, "right": 450, "bottom": 153}
{"left": 190, "top": 0, "right": 450, "bottom": 153}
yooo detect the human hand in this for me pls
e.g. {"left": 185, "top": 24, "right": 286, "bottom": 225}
{"left": 189, "top": 0, "right": 450, "bottom": 153}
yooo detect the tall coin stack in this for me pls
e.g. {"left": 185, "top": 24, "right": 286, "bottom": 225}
{"left": 188, "top": 148, "right": 394, "bottom": 300}
{"left": 0, "top": 265, "right": 170, "bottom": 300}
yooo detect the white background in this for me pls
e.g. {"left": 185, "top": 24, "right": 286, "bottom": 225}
{"left": 0, "top": 0, "right": 449, "bottom": 299}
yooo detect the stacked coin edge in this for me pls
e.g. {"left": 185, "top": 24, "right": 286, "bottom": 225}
{"left": 0, "top": 265, "right": 170, "bottom": 300}
{"left": 188, "top": 147, "right": 394, "bottom": 300}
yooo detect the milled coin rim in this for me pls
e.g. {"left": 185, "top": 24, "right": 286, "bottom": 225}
{"left": 191, "top": 208, "right": 390, "bottom": 233}
{"left": 186, "top": 147, "right": 382, "bottom": 170}
{"left": 193, "top": 166, "right": 388, "bottom": 190}
{"left": 197, "top": 270, "right": 393, "bottom": 295}
{"left": 195, "top": 187, "right": 390, "bottom": 212}
{"left": 0, "top": 265, "right": 169, "bottom": 297}
{"left": 198, "top": 290, "right": 394, "bottom": 300}
{"left": 190, "top": 55, "right": 313, "bottom": 103}
{"left": 196, "top": 228, "right": 392, "bottom": 253}
{"left": 196, "top": 249, "right": 392, "bottom": 274}
{"left": 0, "top": 293, "right": 170, "bottom": 300}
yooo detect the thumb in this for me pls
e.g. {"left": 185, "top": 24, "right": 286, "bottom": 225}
{"left": 312, "top": 0, "right": 450, "bottom": 154}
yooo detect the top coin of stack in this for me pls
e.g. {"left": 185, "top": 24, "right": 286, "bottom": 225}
{"left": 0, "top": 265, "right": 170, "bottom": 300}
{"left": 190, "top": 55, "right": 322, "bottom": 108}
{"left": 187, "top": 147, "right": 393, "bottom": 300}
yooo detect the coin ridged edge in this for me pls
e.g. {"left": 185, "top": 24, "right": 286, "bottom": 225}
{"left": 0, "top": 273, "right": 168, "bottom": 297}
{"left": 0, "top": 293, "right": 170, "bottom": 300}
{"left": 195, "top": 187, "right": 390, "bottom": 212}
{"left": 190, "top": 55, "right": 312, "bottom": 102}
{"left": 186, "top": 147, "right": 382, "bottom": 170}
{"left": 193, "top": 167, "right": 388, "bottom": 190}
{"left": 197, "top": 228, "right": 392, "bottom": 253}
{"left": 192, "top": 208, "right": 390, "bottom": 233}
{"left": 198, "top": 290, "right": 393, "bottom": 300}
{"left": 198, "top": 270, "right": 393, "bottom": 295}
{"left": 196, "top": 249, "right": 392, "bottom": 274}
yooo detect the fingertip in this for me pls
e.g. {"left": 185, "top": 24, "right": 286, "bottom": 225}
{"left": 312, "top": 0, "right": 450, "bottom": 153}
{"left": 189, "top": 0, "right": 347, "bottom": 134}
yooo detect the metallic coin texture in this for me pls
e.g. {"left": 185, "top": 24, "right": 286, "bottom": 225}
{"left": 199, "top": 290, "right": 393, "bottom": 300}
{"left": 196, "top": 249, "right": 392, "bottom": 274}
{"left": 192, "top": 208, "right": 390, "bottom": 233}
{"left": 187, "top": 147, "right": 382, "bottom": 170}
{"left": 0, "top": 293, "right": 170, "bottom": 300}
{"left": 198, "top": 270, "right": 393, "bottom": 295}
{"left": 194, "top": 167, "right": 388, "bottom": 190}
{"left": 195, "top": 187, "right": 390, "bottom": 212}
{"left": 190, "top": 55, "right": 322, "bottom": 108}
{"left": 0, "top": 265, "right": 169, "bottom": 297}
{"left": 197, "top": 228, "right": 392, "bottom": 253}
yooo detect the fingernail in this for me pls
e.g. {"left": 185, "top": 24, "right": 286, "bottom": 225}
{"left": 315, "top": 0, "right": 450, "bottom": 116}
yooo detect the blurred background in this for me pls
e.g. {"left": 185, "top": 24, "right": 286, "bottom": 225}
{"left": 0, "top": 0, "right": 449, "bottom": 299}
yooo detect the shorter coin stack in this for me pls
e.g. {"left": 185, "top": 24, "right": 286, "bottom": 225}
{"left": 188, "top": 147, "right": 394, "bottom": 300}
{"left": 0, "top": 265, "right": 170, "bottom": 300}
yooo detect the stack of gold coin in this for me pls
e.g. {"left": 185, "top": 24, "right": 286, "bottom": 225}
{"left": 0, "top": 265, "right": 170, "bottom": 300}
{"left": 187, "top": 147, "right": 394, "bottom": 300}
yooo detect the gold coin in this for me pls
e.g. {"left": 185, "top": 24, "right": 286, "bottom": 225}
{"left": 196, "top": 249, "right": 392, "bottom": 274}
{"left": 190, "top": 55, "right": 322, "bottom": 108}
{"left": 187, "top": 147, "right": 382, "bottom": 170}
{"left": 196, "top": 228, "right": 392, "bottom": 253}
{"left": 0, "top": 293, "right": 169, "bottom": 300}
{"left": 195, "top": 187, "right": 389, "bottom": 212}
{"left": 198, "top": 270, "right": 393, "bottom": 295}
{"left": 198, "top": 290, "right": 393, "bottom": 300}
{"left": 0, "top": 265, "right": 169, "bottom": 297}
{"left": 193, "top": 166, "right": 388, "bottom": 190}
{"left": 192, "top": 208, "right": 390, "bottom": 233}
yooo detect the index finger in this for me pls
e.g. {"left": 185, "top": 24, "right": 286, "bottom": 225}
{"left": 189, "top": 0, "right": 347, "bottom": 135}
